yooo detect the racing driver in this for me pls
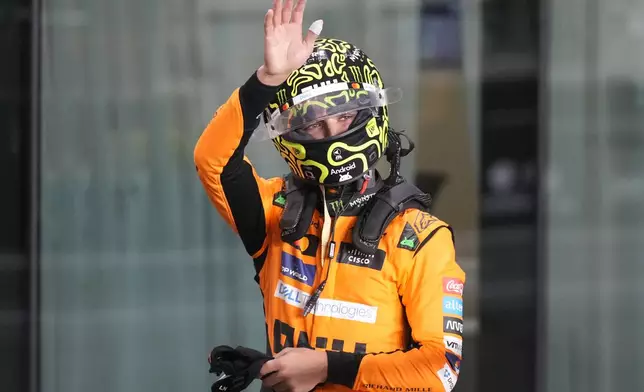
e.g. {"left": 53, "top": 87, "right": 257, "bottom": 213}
{"left": 194, "top": 1, "right": 466, "bottom": 391}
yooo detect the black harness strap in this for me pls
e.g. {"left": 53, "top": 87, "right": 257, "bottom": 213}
{"left": 279, "top": 175, "right": 318, "bottom": 243}
{"left": 352, "top": 180, "right": 432, "bottom": 254}
{"left": 278, "top": 173, "right": 432, "bottom": 255}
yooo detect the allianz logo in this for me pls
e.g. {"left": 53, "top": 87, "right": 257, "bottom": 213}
{"left": 330, "top": 162, "right": 357, "bottom": 175}
{"left": 444, "top": 299, "right": 463, "bottom": 312}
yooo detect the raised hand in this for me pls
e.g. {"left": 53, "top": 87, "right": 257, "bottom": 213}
{"left": 258, "top": 0, "right": 323, "bottom": 86}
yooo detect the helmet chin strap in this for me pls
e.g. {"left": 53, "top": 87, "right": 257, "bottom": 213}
{"left": 351, "top": 170, "right": 375, "bottom": 193}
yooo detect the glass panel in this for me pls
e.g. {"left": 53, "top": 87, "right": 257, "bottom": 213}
{"left": 39, "top": 1, "right": 437, "bottom": 391}
{"left": 544, "top": 0, "right": 644, "bottom": 390}
{"left": 418, "top": 2, "right": 480, "bottom": 390}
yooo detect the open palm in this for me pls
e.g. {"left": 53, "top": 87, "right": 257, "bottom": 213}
{"left": 262, "top": 0, "right": 323, "bottom": 81}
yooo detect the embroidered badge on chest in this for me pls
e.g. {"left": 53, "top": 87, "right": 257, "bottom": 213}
{"left": 337, "top": 242, "right": 386, "bottom": 271}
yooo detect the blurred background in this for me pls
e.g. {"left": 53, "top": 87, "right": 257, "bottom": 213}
{"left": 1, "top": 0, "right": 643, "bottom": 391}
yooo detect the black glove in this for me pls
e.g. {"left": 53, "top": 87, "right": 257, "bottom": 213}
{"left": 208, "top": 345, "right": 273, "bottom": 392}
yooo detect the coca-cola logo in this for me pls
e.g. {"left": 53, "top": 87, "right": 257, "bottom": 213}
{"left": 443, "top": 278, "right": 464, "bottom": 295}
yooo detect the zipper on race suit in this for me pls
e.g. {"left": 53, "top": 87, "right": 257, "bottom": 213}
{"left": 303, "top": 186, "right": 337, "bottom": 317}
{"left": 302, "top": 176, "right": 371, "bottom": 317}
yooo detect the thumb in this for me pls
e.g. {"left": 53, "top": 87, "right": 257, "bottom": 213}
{"left": 304, "top": 19, "right": 323, "bottom": 48}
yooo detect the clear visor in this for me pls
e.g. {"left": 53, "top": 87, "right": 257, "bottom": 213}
{"left": 249, "top": 84, "right": 402, "bottom": 143}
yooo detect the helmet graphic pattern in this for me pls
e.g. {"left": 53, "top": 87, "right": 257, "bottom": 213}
{"left": 265, "top": 38, "right": 391, "bottom": 186}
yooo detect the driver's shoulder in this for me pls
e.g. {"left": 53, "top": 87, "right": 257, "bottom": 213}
{"left": 385, "top": 209, "right": 451, "bottom": 253}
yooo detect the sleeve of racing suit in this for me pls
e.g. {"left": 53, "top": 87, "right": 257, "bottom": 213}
{"left": 325, "top": 226, "right": 466, "bottom": 392}
{"left": 194, "top": 71, "right": 283, "bottom": 259}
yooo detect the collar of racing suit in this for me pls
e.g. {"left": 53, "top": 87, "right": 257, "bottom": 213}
{"left": 318, "top": 169, "right": 383, "bottom": 217}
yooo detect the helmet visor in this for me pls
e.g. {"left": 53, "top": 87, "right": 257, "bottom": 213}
{"left": 249, "top": 83, "right": 402, "bottom": 143}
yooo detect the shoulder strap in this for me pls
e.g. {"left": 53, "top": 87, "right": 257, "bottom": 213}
{"left": 279, "top": 174, "right": 318, "bottom": 243}
{"left": 352, "top": 180, "right": 432, "bottom": 254}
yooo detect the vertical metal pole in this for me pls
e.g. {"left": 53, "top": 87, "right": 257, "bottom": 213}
{"left": 29, "top": 0, "right": 42, "bottom": 390}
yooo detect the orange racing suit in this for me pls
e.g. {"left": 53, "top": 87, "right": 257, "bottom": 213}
{"left": 194, "top": 72, "right": 466, "bottom": 392}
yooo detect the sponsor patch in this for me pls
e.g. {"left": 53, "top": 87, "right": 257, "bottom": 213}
{"left": 274, "top": 280, "right": 378, "bottom": 324}
{"left": 413, "top": 211, "right": 436, "bottom": 233}
{"left": 361, "top": 384, "right": 430, "bottom": 392}
{"left": 347, "top": 192, "right": 376, "bottom": 210}
{"left": 437, "top": 363, "right": 457, "bottom": 392}
{"left": 442, "top": 297, "right": 464, "bottom": 317}
{"left": 442, "top": 277, "right": 464, "bottom": 296}
{"left": 365, "top": 119, "right": 380, "bottom": 137}
{"left": 328, "top": 199, "right": 344, "bottom": 215}
{"left": 397, "top": 223, "right": 419, "bottom": 251}
{"left": 332, "top": 148, "right": 343, "bottom": 161}
{"left": 443, "top": 316, "right": 464, "bottom": 337}
{"left": 280, "top": 252, "right": 316, "bottom": 287}
{"left": 330, "top": 161, "right": 357, "bottom": 176}
{"left": 444, "top": 336, "right": 463, "bottom": 357}
{"left": 272, "top": 192, "right": 286, "bottom": 208}
{"left": 290, "top": 234, "right": 320, "bottom": 257}
{"left": 337, "top": 242, "right": 386, "bottom": 271}
{"left": 446, "top": 352, "right": 462, "bottom": 375}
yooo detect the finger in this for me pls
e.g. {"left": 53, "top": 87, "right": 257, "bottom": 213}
{"left": 291, "top": 0, "right": 306, "bottom": 25}
{"left": 259, "top": 359, "right": 280, "bottom": 379}
{"left": 282, "top": 0, "right": 293, "bottom": 24}
{"left": 261, "top": 369, "right": 285, "bottom": 388}
{"left": 273, "top": 0, "right": 283, "bottom": 26}
{"left": 264, "top": 9, "right": 274, "bottom": 37}
{"left": 304, "top": 19, "right": 323, "bottom": 48}
{"left": 274, "top": 347, "right": 293, "bottom": 358}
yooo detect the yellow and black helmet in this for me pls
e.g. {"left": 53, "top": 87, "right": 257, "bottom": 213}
{"left": 258, "top": 38, "right": 402, "bottom": 186}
